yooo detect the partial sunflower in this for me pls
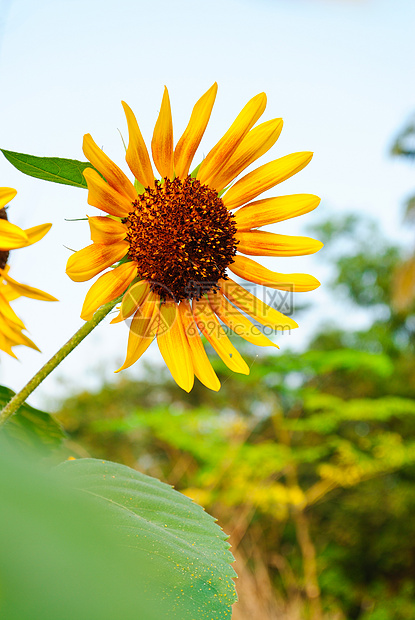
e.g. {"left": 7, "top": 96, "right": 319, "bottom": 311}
{"left": 66, "top": 84, "right": 322, "bottom": 392}
{"left": 0, "top": 187, "right": 58, "bottom": 358}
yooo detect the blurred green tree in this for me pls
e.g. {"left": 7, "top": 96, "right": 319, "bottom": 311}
{"left": 55, "top": 210, "right": 415, "bottom": 620}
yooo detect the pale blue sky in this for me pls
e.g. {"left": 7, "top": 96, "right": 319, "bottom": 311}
{"left": 0, "top": 0, "right": 414, "bottom": 405}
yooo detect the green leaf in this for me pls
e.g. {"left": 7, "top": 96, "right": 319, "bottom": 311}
{"left": 1, "top": 149, "right": 99, "bottom": 189}
{"left": 58, "top": 458, "right": 237, "bottom": 617}
{"left": 0, "top": 440, "right": 173, "bottom": 619}
{"left": 190, "top": 161, "right": 203, "bottom": 178}
{"left": 0, "top": 385, "right": 65, "bottom": 450}
{"left": 134, "top": 178, "right": 145, "bottom": 194}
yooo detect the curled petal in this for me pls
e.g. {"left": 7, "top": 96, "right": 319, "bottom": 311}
{"left": 83, "top": 134, "right": 136, "bottom": 202}
{"left": 88, "top": 216, "right": 127, "bottom": 244}
{"left": 151, "top": 87, "right": 174, "bottom": 180}
{"left": 157, "top": 301, "right": 194, "bottom": 392}
{"left": 122, "top": 101, "right": 155, "bottom": 188}
{"left": 174, "top": 83, "right": 218, "bottom": 179}
{"left": 229, "top": 255, "right": 320, "bottom": 291}
{"left": 235, "top": 194, "right": 321, "bottom": 231}
{"left": 192, "top": 297, "right": 249, "bottom": 375}
{"left": 211, "top": 118, "right": 283, "bottom": 192}
{"left": 220, "top": 277, "right": 297, "bottom": 331}
{"left": 236, "top": 231, "right": 323, "bottom": 257}
{"left": 179, "top": 301, "right": 220, "bottom": 391}
{"left": 80, "top": 262, "right": 137, "bottom": 320}
{"left": 197, "top": 92, "right": 267, "bottom": 187}
{"left": 222, "top": 152, "right": 313, "bottom": 210}
{"left": 84, "top": 168, "right": 133, "bottom": 218}
{"left": 66, "top": 241, "right": 129, "bottom": 282}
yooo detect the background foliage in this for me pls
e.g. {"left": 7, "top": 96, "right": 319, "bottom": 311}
{"left": 2, "top": 97, "right": 414, "bottom": 620}
{"left": 52, "top": 143, "right": 415, "bottom": 620}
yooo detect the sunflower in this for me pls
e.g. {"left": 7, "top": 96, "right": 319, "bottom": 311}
{"left": 66, "top": 84, "right": 322, "bottom": 392}
{"left": 0, "top": 187, "right": 57, "bottom": 358}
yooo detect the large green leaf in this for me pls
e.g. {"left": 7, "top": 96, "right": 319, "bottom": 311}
{"left": 0, "top": 385, "right": 65, "bottom": 449}
{"left": 58, "top": 458, "right": 237, "bottom": 617}
{"left": 1, "top": 149, "right": 98, "bottom": 188}
{"left": 0, "top": 440, "right": 172, "bottom": 619}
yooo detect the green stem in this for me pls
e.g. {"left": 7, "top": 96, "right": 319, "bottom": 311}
{"left": 0, "top": 298, "right": 120, "bottom": 427}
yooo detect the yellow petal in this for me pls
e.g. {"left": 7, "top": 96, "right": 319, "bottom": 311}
{"left": 229, "top": 255, "right": 321, "bottom": 292}
{"left": 179, "top": 301, "right": 220, "bottom": 391}
{"left": 88, "top": 216, "right": 127, "bottom": 244}
{"left": 0, "top": 187, "right": 17, "bottom": 209}
{"left": 222, "top": 152, "right": 313, "bottom": 210}
{"left": 0, "top": 264, "right": 10, "bottom": 278}
{"left": 151, "top": 86, "right": 174, "bottom": 180}
{"left": 121, "top": 101, "right": 155, "bottom": 188}
{"left": 16, "top": 332, "right": 41, "bottom": 352}
{"left": 235, "top": 194, "right": 321, "bottom": 231}
{"left": 0, "top": 331, "right": 18, "bottom": 358}
{"left": 1, "top": 286, "right": 20, "bottom": 302}
{"left": 110, "top": 279, "right": 151, "bottom": 324}
{"left": 1, "top": 271, "right": 58, "bottom": 301}
{"left": 236, "top": 231, "right": 323, "bottom": 257}
{"left": 115, "top": 291, "right": 160, "bottom": 372}
{"left": 80, "top": 261, "right": 137, "bottom": 320}
{"left": 0, "top": 318, "right": 40, "bottom": 351}
{"left": 83, "top": 167, "right": 133, "bottom": 218}
{"left": 211, "top": 118, "right": 283, "bottom": 192}
{"left": 220, "top": 277, "right": 297, "bottom": 331}
{"left": 174, "top": 83, "right": 218, "bottom": 180}
{"left": 157, "top": 301, "right": 194, "bottom": 392}
{"left": 0, "top": 291, "right": 25, "bottom": 328}
{"left": 23, "top": 223, "right": 52, "bottom": 246}
{"left": 1, "top": 325, "right": 25, "bottom": 347}
{"left": 207, "top": 289, "right": 278, "bottom": 348}
{"left": 197, "top": 92, "right": 267, "bottom": 187}
{"left": 83, "top": 134, "right": 136, "bottom": 202}
{"left": 192, "top": 297, "right": 250, "bottom": 375}
{"left": 66, "top": 241, "right": 129, "bottom": 282}
{"left": 0, "top": 219, "right": 29, "bottom": 250}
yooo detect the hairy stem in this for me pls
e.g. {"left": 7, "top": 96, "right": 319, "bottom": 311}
{"left": 0, "top": 299, "right": 120, "bottom": 427}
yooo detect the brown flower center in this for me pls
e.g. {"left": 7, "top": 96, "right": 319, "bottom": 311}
{"left": 125, "top": 176, "right": 238, "bottom": 301}
{"left": 0, "top": 208, "right": 9, "bottom": 271}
